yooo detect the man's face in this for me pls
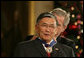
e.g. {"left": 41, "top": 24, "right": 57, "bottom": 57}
{"left": 36, "top": 17, "right": 57, "bottom": 42}
{"left": 55, "top": 15, "right": 66, "bottom": 36}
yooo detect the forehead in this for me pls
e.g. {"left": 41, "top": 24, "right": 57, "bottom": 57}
{"left": 39, "top": 17, "right": 56, "bottom": 24}
{"left": 55, "top": 15, "right": 64, "bottom": 24}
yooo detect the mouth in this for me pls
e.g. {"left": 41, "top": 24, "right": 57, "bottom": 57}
{"left": 44, "top": 34, "right": 50, "bottom": 36}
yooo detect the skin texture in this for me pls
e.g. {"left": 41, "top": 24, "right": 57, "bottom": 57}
{"left": 35, "top": 17, "right": 57, "bottom": 43}
{"left": 53, "top": 14, "right": 67, "bottom": 41}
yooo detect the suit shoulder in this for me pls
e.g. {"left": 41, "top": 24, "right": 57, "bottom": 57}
{"left": 55, "top": 42, "right": 75, "bottom": 57}
{"left": 16, "top": 40, "right": 35, "bottom": 47}
{"left": 62, "top": 44, "right": 73, "bottom": 50}
{"left": 57, "top": 42, "right": 73, "bottom": 50}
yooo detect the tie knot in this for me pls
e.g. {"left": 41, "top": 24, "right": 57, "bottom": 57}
{"left": 45, "top": 43, "right": 50, "bottom": 47}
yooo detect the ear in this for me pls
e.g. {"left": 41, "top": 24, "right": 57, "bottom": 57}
{"left": 35, "top": 24, "right": 39, "bottom": 33}
{"left": 64, "top": 26, "right": 67, "bottom": 30}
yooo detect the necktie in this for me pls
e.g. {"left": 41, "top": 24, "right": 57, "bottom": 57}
{"left": 47, "top": 52, "right": 51, "bottom": 57}
{"left": 42, "top": 40, "right": 56, "bottom": 57}
{"left": 37, "top": 38, "right": 57, "bottom": 57}
{"left": 46, "top": 47, "right": 52, "bottom": 57}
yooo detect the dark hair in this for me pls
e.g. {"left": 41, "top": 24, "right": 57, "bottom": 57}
{"left": 36, "top": 12, "right": 59, "bottom": 26}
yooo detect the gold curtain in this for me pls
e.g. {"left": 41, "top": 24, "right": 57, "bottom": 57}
{"left": 28, "top": 1, "right": 35, "bottom": 35}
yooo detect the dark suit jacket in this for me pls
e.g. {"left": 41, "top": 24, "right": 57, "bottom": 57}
{"left": 13, "top": 38, "right": 75, "bottom": 57}
{"left": 57, "top": 36, "right": 76, "bottom": 52}
{"left": 25, "top": 35, "right": 76, "bottom": 52}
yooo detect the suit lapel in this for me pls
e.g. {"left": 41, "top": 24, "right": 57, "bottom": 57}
{"left": 34, "top": 38, "right": 47, "bottom": 57}
{"left": 51, "top": 42, "right": 66, "bottom": 57}
{"left": 34, "top": 38, "right": 67, "bottom": 57}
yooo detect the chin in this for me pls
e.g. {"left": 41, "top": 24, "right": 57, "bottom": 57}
{"left": 42, "top": 37, "right": 51, "bottom": 41}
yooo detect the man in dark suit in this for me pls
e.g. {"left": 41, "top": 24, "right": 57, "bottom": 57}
{"left": 25, "top": 8, "right": 76, "bottom": 53}
{"left": 50, "top": 8, "right": 76, "bottom": 54}
{"left": 14, "top": 12, "right": 75, "bottom": 57}
{"left": 25, "top": 35, "right": 76, "bottom": 51}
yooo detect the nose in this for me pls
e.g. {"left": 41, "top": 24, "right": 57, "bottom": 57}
{"left": 45, "top": 26, "right": 50, "bottom": 32}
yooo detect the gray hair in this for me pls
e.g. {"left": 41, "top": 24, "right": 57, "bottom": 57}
{"left": 50, "top": 8, "right": 70, "bottom": 26}
{"left": 36, "top": 12, "right": 59, "bottom": 26}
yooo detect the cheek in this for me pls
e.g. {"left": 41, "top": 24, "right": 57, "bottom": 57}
{"left": 50, "top": 29, "right": 56, "bottom": 35}
{"left": 38, "top": 27, "right": 45, "bottom": 35}
{"left": 58, "top": 26, "right": 62, "bottom": 31}
{"left": 39, "top": 27, "right": 45, "bottom": 32}
{"left": 58, "top": 27, "right": 64, "bottom": 33}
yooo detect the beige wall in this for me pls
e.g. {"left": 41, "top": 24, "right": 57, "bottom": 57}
{"left": 28, "top": 1, "right": 54, "bottom": 35}
{"left": 34, "top": 1, "right": 54, "bottom": 20}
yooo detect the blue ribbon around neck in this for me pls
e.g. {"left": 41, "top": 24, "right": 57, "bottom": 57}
{"left": 38, "top": 38, "right": 57, "bottom": 47}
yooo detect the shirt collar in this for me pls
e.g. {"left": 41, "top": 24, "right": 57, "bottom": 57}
{"left": 38, "top": 37, "right": 57, "bottom": 45}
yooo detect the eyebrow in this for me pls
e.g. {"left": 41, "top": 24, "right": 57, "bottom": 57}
{"left": 42, "top": 23, "right": 47, "bottom": 25}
